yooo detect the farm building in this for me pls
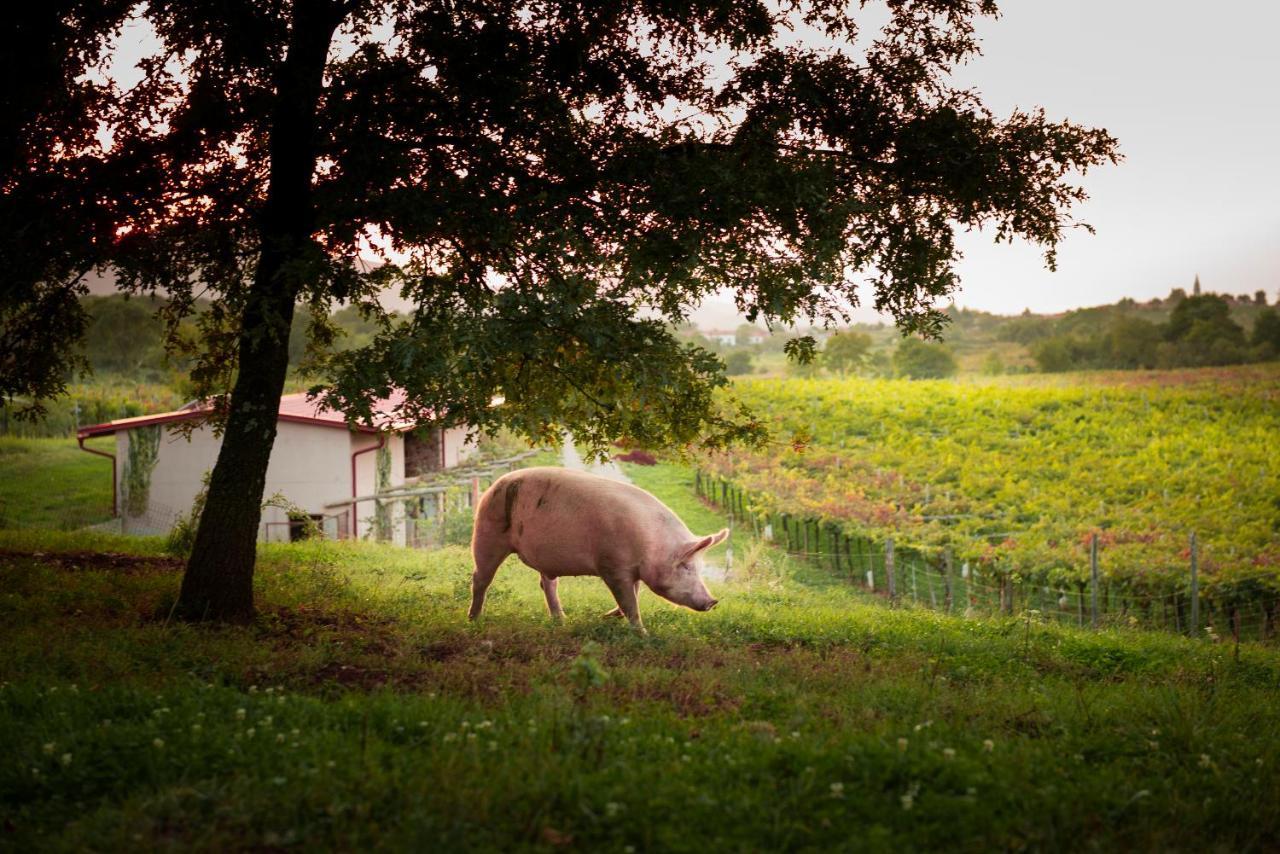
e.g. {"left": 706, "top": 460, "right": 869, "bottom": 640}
{"left": 76, "top": 392, "right": 476, "bottom": 545}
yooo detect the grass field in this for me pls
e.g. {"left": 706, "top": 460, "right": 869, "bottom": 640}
{"left": 2, "top": 460, "right": 1279, "bottom": 851}
{"left": 0, "top": 436, "right": 116, "bottom": 530}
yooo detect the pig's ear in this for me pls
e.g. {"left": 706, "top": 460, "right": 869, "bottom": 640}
{"left": 680, "top": 528, "right": 730, "bottom": 560}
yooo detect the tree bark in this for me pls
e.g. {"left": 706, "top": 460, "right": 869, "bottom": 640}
{"left": 176, "top": 2, "right": 340, "bottom": 622}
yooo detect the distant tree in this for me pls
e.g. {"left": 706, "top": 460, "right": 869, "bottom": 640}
{"left": 865, "top": 350, "right": 893, "bottom": 379}
{"left": 10, "top": 0, "right": 1120, "bottom": 622}
{"left": 1192, "top": 275, "right": 1201, "bottom": 296}
{"left": 81, "top": 296, "right": 168, "bottom": 376}
{"left": 723, "top": 350, "right": 755, "bottom": 376}
{"left": 1168, "top": 288, "right": 1188, "bottom": 303}
{"left": 997, "top": 313, "right": 1055, "bottom": 345}
{"left": 893, "top": 337, "right": 957, "bottom": 379}
{"left": 1104, "top": 316, "right": 1161, "bottom": 369}
{"left": 1251, "top": 308, "right": 1280, "bottom": 358}
{"left": 1161, "top": 295, "right": 1247, "bottom": 367}
{"left": 1031, "top": 336, "right": 1084, "bottom": 373}
{"left": 822, "top": 331, "right": 872, "bottom": 376}
{"left": 1165, "top": 294, "right": 1245, "bottom": 343}
{"left": 1255, "top": 290, "right": 1268, "bottom": 306}
{"left": 980, "top": 351, "right": 1005, "bottom": 375}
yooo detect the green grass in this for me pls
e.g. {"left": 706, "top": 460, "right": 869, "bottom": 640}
{"left": 2, "top": 466, "right": 1279, "bottom": 850}
{"left": 0, "top": 436, "right": 116, "bottom": 530}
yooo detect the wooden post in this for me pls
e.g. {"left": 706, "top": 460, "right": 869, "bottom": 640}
{"left": 1090, "top": 533, "right": 1100, "bottom": 629}
{"left": 928, "top": 558, "right": 938, "bottom": 609}
{"left": 864, "top": 537, "right": 875, "bottom": 590}
{"left": 471, "top": 476, "right": 481, "bottom": 510}
{"left": 1189, "top": 532, "right": 1200, "bottom": 638}
{"left": 943, "top": 551, "right": 953, "bottom": 613}
{"left": 886, "top": 538, "right": 896, "bottom": 601}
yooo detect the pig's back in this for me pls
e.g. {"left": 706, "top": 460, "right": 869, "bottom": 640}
{"left": 483, "top": 467, "right": 688, "bottom": 575}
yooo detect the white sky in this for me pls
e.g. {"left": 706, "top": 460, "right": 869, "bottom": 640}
{"left": 943, "top": 0, "right": 1280, "bottom": 314}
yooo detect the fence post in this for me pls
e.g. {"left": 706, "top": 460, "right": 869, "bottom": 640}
{"left": 886, "top": 538, "right": 896, "bottom": 601}
{"left": 1189, "top": 532, "right": 1200, "bottom": 638}
{"left": 944, "top": 551, "right": 953, "bottom": 614}
{"left": 865, "top": 537, "right": 875, "bottom": 590}
{"left": 1090, "top": 533, "right": 1100, "bottom": 629}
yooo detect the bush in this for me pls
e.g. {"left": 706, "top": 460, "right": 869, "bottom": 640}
{"left": 615, "top": 449, "right": 657, "bottom": 465}
{"left": 893, "top": 337, "right": 957, "bottom": 379}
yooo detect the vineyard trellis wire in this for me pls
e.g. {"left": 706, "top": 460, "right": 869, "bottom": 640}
{"left": 695, "top": 470, "right": 1280, "bottom": 644}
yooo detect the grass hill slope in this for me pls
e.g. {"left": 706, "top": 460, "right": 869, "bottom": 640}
{"left": 1, "top": 463, "right": 1278, "bottom": 850}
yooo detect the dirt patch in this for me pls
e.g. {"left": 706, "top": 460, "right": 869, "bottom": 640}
{"left": 0, "top": 549, "right": 183, "bottom": 573}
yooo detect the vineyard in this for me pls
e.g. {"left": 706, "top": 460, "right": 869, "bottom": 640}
{"left": 698, "top": 365, "right": 1280, "bottom": 638}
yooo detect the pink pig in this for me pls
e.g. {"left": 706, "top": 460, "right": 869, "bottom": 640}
{"left": 468, "top": 467, "right": 727, "bottom": 632}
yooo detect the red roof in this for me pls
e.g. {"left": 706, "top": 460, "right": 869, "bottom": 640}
{"left": 77, "top": 391, "right": 416, "bottom": 439}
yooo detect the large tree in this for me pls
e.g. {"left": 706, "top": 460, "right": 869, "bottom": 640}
{"left": 11, "top": 0, "right": 1118, "bottom": 621}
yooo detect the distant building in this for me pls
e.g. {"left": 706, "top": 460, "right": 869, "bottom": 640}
{"left": 77, "top": 392, "right": 475, "bottom": 544}
{"left": 704, "top": 329, "right": 739, "bottom": 346}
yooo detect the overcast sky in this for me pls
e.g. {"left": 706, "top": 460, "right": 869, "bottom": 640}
{"left": 930, "top": 0, "right": 1280, "bottom": 315}
{"left": 104, "top": 2, "right": 1279, "bottom": 322}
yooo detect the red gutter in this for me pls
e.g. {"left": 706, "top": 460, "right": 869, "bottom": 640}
{"left": 78, "top": 435, "right": 118, "bottom": 517}
{"left": 350, "top": 432, "right": 387, "bottom": 538}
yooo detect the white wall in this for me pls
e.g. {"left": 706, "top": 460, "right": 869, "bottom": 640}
{"left": 118, "top": 421, "right": 402, "bottom": 542}
{"left": 348, "top": 432, "right": 407, "bottom": 544}
{"left": 441, "top": 425, "right": 478, "bottom": 468}
{"left": 259, "top": 422, "right": 358, "bottom": 541}
{"left": 118, "top": 425, "right": 221, "bottom": 536}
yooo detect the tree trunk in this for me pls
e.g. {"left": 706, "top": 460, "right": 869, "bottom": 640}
{"left": 176, "top": 3, "right": 340, "bottom": 622}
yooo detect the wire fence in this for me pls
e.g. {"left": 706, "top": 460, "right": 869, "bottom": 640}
{"left": 696, "top": 470, "right": 1280, "bottom": 644}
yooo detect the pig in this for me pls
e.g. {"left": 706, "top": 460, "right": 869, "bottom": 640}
{"left": 468, "top": 466, "right": 727, "bottom": 633}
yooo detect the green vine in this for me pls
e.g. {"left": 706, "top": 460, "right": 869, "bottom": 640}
{"left": 122, "top": 425, "right": 161, "bottom": 517}
{"left": 374, "top": 440, "right": 392, "bottom": 541}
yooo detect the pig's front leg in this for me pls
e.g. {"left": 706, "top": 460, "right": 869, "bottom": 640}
{"left": 602, "top": 582, "right": 639, "bottom": 618}
{"left": 601, "top": 575, "right": 646, "bottom": 634}
{"left": 539, "top": 574, "right": 565, "bottom": 621}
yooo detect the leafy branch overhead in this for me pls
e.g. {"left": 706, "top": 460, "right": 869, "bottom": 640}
{"left": 10, "top": 0, "right": 1119, "bottom": 458}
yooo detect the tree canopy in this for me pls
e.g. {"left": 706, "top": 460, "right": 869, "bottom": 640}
{"left": 7, "top": 0, "right": 1121, "bottom": 619}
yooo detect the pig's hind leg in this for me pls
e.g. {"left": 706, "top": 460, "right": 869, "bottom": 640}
{"left": 468, "top": 537, "right": 510, "bottom": 621}
{"left": 539, "top": 574, "right": 566, "bottom": 621}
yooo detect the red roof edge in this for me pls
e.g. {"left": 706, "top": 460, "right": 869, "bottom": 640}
{"left": 76, "top": 395, "right": 404, "bottom": 439}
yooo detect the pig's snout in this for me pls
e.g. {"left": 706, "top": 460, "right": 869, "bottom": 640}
{"left": 701, "top": 599, "right": 719, "bottom": 611}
